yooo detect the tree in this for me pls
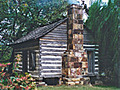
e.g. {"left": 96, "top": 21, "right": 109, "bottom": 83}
{"left": 0, "top": 0, "right": 68, "bottom": 61}
{"left": 85, "top": 0, "right": 119, "bottom": 86}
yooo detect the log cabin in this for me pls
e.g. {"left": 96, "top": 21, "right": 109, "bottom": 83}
{"left": 9, "top": 18, "right": 99, "bottom": 85}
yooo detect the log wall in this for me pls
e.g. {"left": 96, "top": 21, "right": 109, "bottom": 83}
{"left": 39, "top": 22, "right": 99, "bottom": 78}
{"left": 39, "top": 23, "right": 67, "bottom": 78}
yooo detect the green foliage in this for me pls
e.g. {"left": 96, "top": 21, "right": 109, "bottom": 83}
{"left": 0, "top": 54, "right": 36, "bottom": 89}
{"left": 85, "top": 0, "right": 119, "bottom": 86}
{"left": 0, "top": 45, "right": 12, "bottom": 61}
{"left": 0, "top": 0, "right": 68, "bottom": 61}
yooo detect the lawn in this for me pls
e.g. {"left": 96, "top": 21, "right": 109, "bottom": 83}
{"left": 37, "top": 85, "right": 120, "bottom": 90}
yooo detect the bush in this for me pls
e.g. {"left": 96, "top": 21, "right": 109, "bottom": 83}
{"left": 0, "top": 54, "right": 36, "bottom": 90}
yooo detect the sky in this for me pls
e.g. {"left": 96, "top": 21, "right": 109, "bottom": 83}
{"left": 76, "top": 0, "right": 109, "bottom": 7}
{"left": 75, "top": 0, "right": 109, "bottom": 21}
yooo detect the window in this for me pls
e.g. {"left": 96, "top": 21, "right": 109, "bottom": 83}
{"left": 29, "top": 51, "right": 36, "bottom": 71}
{"left": 87, "top": 51, "right": 95, "bottom": 74}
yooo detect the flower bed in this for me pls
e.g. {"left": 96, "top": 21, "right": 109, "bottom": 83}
{"left": 0, "top": 54, "right": 36, "bottom": 90}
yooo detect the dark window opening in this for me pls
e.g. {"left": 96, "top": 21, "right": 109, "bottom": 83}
{"left": 29, "top": 51, "right": 36, "bottom": 71}
{"left": 87, "top": 51, "right": 95, "bottom": 74}
{"left": 22, "top": 50, "right": 27, "bottom": 73}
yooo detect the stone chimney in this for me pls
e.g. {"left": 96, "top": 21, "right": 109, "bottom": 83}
{"left": 62, "top": 4, "right": 89, "bottom": 85}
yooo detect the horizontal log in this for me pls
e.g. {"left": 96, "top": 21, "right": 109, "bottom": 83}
{"left": 40, "top": 41, "right": 67, "bottom": 44}
{"left": 51, "top": 29, "right": 66, "bottom": 31}
{"left": 40, "top": 58, "right": 61, "bottom": 60}
{"left": 30, "top": 75, "right": 39, "bottom": 78}
{"left": 41, "top": 75, "right": 62, "bottom": 78}
{"left": 40, "top": 53, "right": 62, "bottom": 56}
{"left": 42, "top": 35, "right": 67, "bottom": 38}
{"left": 41, "top": 47, "right": 66, "bottom": 50}
{"left": 44, "top": 34, "right": 67, "bottom": 38}
{"left": 41, "top": 43, "right": 67, "bottom": 47}
{"left": 95, "top": 59, "right": 98, "bottom": 62}
{"left": 95, "top": 48, "right": 99, "bottom": 51}
{"left": 41, "top": 37, "right": 67, "bottom": 40}
{"left": 41, "top": 51, "right": 64, "bottom": 54}
{"left": 41, "top": 62, "right": 61, "bottom": 64}
{"left": 40, "top": 39, "right": 67, "bottom": 42}
{"left": 95, "top": 68, "right": 99, "bottom": 70}
{"left": 41, "top": 60, "right": 61, "bottom": 63}
{"left": 51, "top": 31, "right": 67, "bottom": 34}
{"left": 84, "top": 48, "right": 95, "bottom": 50}
{"left": 55, "top": 27, "right": 67, "bottom": 30}
{"left": 41, "top": 49, "right": 66, "bottom": 52}
{"left": 41, "top": 45, "right": 67, "bottom": 48}
{"left": 41, "top": 70, "right": 61, "bottom": 73}
{"left": 52, "top": 28, "right": 67, "bottom": 31}
{"left": 42, "top": 69, "right": 62, "bottom": 71}
{"left": 95, "top": 52, "right": 99, "bottom": 54}
{"left": 33, "top": 50, "right": 40, "bottom": 53}
{"left": 41, "top": 72, "right": 61, "bottom": 75}
{"left": 42, "top": 66, "right": 61, "bottom": 69}
{"left": 95, "top": 56, "right": 98, "bottom": 59}
{"left": 41, "top": 56, "right": 61, "bottom": 58}
{"left": 30, "top": 71, "right": 39, "bottom": 74}
{"left": 95, "top": 64, "right": 99, "bottom": 67}
{"left": 28, "top": 70, "right": 39, "bottom": 73}
{"left": 47, "top": 33, "right": 67, "bottom": 36}
{"left": 83, "top": 44, "right": 97, "bottom": 47}
{"left": 42, "top": 64, "right": 61, "bottom": 66}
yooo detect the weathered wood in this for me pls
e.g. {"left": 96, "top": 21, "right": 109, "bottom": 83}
{"left": 41, "top": 56, "right": 61, "bottom": 59}
{"left": 42, "top": 64, "right": 61, "bottom": 67}
{"left": 47, "top": 33, "right": 67, "bottom": 36}
{"left": 44, "top": 35, "right": 67, "bottom": 38}
{"left": 42, "top": 75, "right": 62, "bottom": 78}
{"left": 14, "top": 46, "right": 39, "bottom": 51}
{"left": 41, "top": 45, "right": 67, "bottom": 48}
{"left": 42, "top": 66, "right": 61, "bottom": 69}
{"left": 40, "top": 58, "right": 61, "bottom": 60}
{"left": 41, "top": 49, "right": 66, "bottom": 52}
{"left": 41, "top": 51, "right": 64, "bottom": 54}
{"left": 40, "top": 53, "right": 63, "bottom": 56}
{"left": 41, "top": 72, "right": 61, "bottom": 75}
{"left": 41, "top": 43, "right": 67, "bottom": 46}
{"left": 40, "top": 39, "right": 67, "bottom": 42}
{"left": 41, "top": 37, "right": 67, "bottom": 40}
{"left": 13, "top": 39, "right": 39, "bottom": 49}
{"left": 40, "top": 41, "right": 67, "bottom": 44}
{"left": 41, "top": 70, "right": 61, "bottom": 73}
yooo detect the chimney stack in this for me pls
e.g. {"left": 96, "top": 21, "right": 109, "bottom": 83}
{"left": 62, "top": 4, "right": 89, "bottom": 85}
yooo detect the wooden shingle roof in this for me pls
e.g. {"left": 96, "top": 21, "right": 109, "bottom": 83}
{"left": 11, "top": 18, "right": 67, "bottom": 45}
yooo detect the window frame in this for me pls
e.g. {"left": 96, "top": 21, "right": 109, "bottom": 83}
{"left": 29, "top": 50, "right": 36, "bottom": 71}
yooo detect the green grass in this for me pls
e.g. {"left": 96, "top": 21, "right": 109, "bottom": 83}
{"left": 37, "top": 85, "right": 120, "bottom": 90}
